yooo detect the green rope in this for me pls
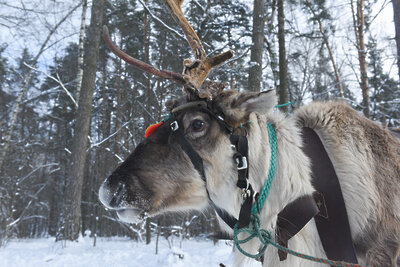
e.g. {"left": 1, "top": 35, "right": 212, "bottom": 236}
{"left": 233, "top": 215, "right": 369, "bottom": 267}
{"left": 275, "top": 101, "right": 295, "bottom": 108}
{"left": 233, "top": 122, "right": 370, "bottom": 267}
{"left": 233, "top": 214, "right": 271, "bottom": 258}
{"left": 250, "top": 123, "right": 277, "bottom": 215}
{"left": 163, "top": 113, "right": 172, "bottom": 122}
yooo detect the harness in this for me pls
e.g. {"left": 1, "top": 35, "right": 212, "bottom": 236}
{"left": 147, "top": 101, "right": 361, "bottom": 266}
{"left": 167, "top": 101, "right": 256, "bottom": 229}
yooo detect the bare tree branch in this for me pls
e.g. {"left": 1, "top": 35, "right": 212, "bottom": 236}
{"left": 0, "top": 1, "right": 81, "bottom": 173}
{"left": 23, "top": 63, "right": 78, "bottom": 107}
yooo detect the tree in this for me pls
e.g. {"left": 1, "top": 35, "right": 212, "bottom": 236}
{"left": 0, "top": 44, "right": 10, "bottom": 134}
{"left": 0, "top": 2, "right": 81, "bottom": 174}
{"left": 277, "top": 0, "right": 288, "bottom": 111}
{"left": 351, "top": 0, "right": 370, "bottom": 117}
{"left": 368, "top": 38, "right": 400, "bottom": 126}
{"left": 248, "top": 0, "right": 265, "bottom": 92}
{"left": 63, "top": 0, "right": 105, "bottom": 241}
{"left": 392, "top": 0, "right": 400, "bottom": 84}
{"left": 76, "top": 0, "right": 88, "bottom": 103}
{"left": 303, "top": 0, "right": 344, "bottom": 98}
{"left": 39, "top": 43, "right": 79, "bottom": 237}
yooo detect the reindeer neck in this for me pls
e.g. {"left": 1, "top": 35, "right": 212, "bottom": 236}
{"left": 248, "top": 112, "right": 315, "bottom": 217}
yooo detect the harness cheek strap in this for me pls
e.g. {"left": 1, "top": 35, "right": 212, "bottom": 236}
{"left": 230, "top": 134, "right": 255, "bottom": 229}
{"left": 172, "top": 128, "right": 206, "bottom": 180}
{"left": 211, "top": 202, "right": 238, "bottom": 229}
{"left": 276, "top": 194, "right": 319, "bottom": 261}
{"left": 237, "top": 183, "right": 253, "bottom": 229}
{"left": 169, "top": 116, "right": 240, "bottom": 229}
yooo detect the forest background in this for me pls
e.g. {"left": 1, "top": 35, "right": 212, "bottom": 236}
{"left": 0, "top": 0, "right": 399, "bottom": 246}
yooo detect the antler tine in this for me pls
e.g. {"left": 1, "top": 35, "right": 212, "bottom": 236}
{"left": 103, "top": 26, "right": 186, "bottom": 85}
{"left": 165, "top": 0, "right": 234, "bottom": 90}
{"left": 165, "top": 0, "right": 205, "bottom": 60}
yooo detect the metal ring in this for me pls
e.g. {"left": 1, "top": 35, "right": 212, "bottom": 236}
{"left": 170, "top": 121, "right": 179, "bottom": 131}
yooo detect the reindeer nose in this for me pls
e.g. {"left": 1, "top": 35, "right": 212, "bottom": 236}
{"left": 109, "top": 181, "right": 127, "bottom": 208}
{"left": 99, "top": 177, "right": 128, "bottom": 209}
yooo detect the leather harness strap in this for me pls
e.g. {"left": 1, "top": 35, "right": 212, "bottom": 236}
{"left": 301, "top": 127, "right": 359, "bottom": 266}
{"left": 276, "top": 194, "right": 319, "bottom": 261}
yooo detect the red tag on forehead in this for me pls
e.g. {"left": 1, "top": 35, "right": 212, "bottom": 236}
{"left": 145, "top": 121, "right": 164, "bottom": 138}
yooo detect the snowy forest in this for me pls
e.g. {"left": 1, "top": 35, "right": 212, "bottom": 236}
{"left": 0, "top": 0, "right": 399, "bottom": 250}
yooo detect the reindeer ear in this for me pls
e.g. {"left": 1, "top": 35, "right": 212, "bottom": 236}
{"left": 233, "top": 90, "right": 276, "bottom": 115}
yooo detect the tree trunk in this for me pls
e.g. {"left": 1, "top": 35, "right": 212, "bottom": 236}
{"left": 76, "top": 0, "right": 88, "bottom": 103}
{"left": 63, "top": 0, "right": 105, "bottom": 241}
{"left": 144, "top": 0, "right": 152, "bottom": 127}
{"left": 248, "top": 0, "right": 265, "bottom": 92}
{"left": 48, "top": 120, "right": 58, "bottom": 237}
{"left": 115, "top": 48, "right": 122, "bottom": 157}
{"left": 265, "top": 0, "right": 279, "bottom": 92}
{"left": 392, "top": 0, "right": 400, "bottom": 85}
{"left": 277, "top": 0, "right": 288, "bottom": 111}
{"left": 352, "top": 0, "right": 370, "bottom": 117}
{"left": 144, "top": 3, "right": 152, "bottom": 245}
{"left": 145, "top": 218, "right": 151, "bottom": 244}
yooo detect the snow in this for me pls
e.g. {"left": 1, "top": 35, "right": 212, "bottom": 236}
{"left": 0, "top": 237, "right": 260, "bottom": 267}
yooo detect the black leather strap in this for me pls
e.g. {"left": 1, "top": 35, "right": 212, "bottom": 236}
{"left": 171, "top": 129, "right": 206, "bottom": 181}
{"left": 230, "top": 135, "right": 249, "bottom": 189}
{"left": 301, "top": 127, "right": 358, "bottom": 266}
{"left": 210, "top": 201, "right": 238, "bottom": 229}
{"left": 276, "top": 194, "right": 319, "bottom": 261}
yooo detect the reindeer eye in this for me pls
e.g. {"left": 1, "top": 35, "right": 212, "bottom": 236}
{"left": 191, "top": 119, "right": 205, "bottom": 131}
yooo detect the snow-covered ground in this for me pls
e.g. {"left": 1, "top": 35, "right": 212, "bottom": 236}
{"left": 0, "top": 237, "right": 260, "bottom": 267}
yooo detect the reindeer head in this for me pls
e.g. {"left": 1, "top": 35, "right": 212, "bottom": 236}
{"left": 99, "top": 0, "right": 276, "bottom": 224}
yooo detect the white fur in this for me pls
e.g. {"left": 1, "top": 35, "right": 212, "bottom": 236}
{"left": 204, "top": 100, "right": 387, "bottom": 266}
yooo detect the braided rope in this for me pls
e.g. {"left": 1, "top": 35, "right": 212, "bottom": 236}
{"left": 233, "top": 215, "right": 369, "bottom": 267}
{"left": 251, "top": 123, "right": 277, "bottom": 215}
{"left": 233, "top": 123, "right": 369, "bottom": 267}
{"left": 275, "top": 101, "right": 295, "bottom": 108}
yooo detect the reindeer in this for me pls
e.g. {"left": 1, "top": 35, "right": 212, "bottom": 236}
{"left": 99, "top": 1, "right": 400, "bottom": 266}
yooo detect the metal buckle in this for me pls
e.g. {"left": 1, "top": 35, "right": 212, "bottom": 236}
{"left": 241, "top": 187, "right": 251, "bottom": 202}
{"left": 236, "top": 156, "right": 248, "bottom": 170}
{"left": 170, "top": 121, "right": 179, "bottom": 131}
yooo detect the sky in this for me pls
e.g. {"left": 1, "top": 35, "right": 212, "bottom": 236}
{"left": 0, "top": 0, "right": 85, "bottom": 72}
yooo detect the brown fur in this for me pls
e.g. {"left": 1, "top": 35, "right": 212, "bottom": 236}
{"left": 100, "top": 92, "right": 400, "bottom": 266}
{"left": 295, "top": 101, "right": 400, "bottom": 266}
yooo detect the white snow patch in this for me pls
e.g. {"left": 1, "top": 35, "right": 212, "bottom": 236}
{"left": 0, "top": 237, "right": 260, "bottom": 267}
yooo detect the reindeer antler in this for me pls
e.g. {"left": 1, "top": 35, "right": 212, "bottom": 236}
{"left": 103, "top": 0, "right": 234, "bottom": 99}
{"left": 165, "top": 0, "right": 233, "bottom": 89}
{"left": 103, "top": 26, "right": 186, "bottom": 85}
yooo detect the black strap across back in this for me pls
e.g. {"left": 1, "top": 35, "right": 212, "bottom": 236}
{"left": 301, "top": 127, "right": 358, "bottom": 266}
